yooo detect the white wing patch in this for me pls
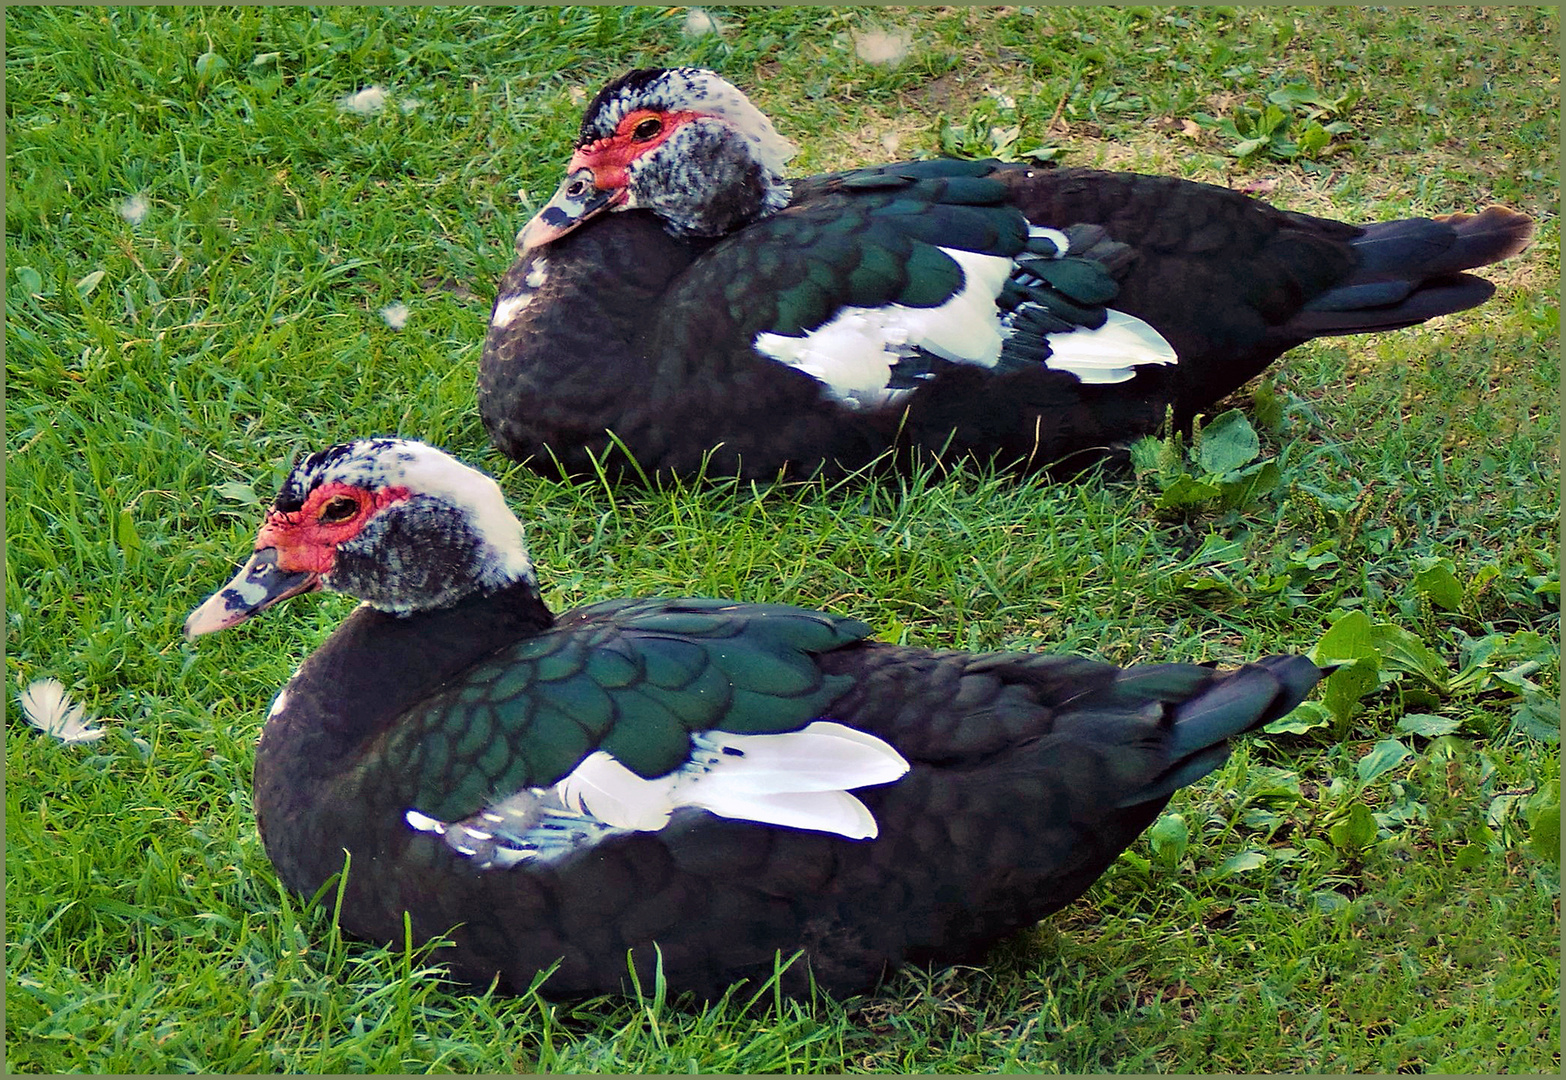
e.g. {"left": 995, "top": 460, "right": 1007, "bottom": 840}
{"left": 753, "top": 247, "right": 1014, "bottom": 410}
{"left": 1033, "top": 309, "right": 1178, "bottom": 384}
{"left": 405, "top": 721, "right": 910, "bottom": 869}
{"left": 752, "top": 238, "right": 1177, "bottom": 406}
{"left": 404, "top": 789, "right": 623, "bottom": 869}
{"left": 1007, "top": 226, "right": 1176, "bottom": 383}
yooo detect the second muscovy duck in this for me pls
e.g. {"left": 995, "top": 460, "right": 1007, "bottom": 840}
{"left": 187, "top": 437, "right": 1323, "bottom": 999}
{"left": 479, "top": 67, "right": 1532, "bottom": 481}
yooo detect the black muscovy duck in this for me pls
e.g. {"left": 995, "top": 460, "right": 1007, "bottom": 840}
{"left": 478, "top": 67, "right": 1533, "bottom": 482}
{"left": 187, "top": 437, "right": 1324, "bottom": 999}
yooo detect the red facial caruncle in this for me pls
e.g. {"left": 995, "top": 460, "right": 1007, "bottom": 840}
{"left": 568, "top": 108, "right": 705, "bottom": 191}
{"left": 258, "top": 481, "right": 410, "bottom": 574}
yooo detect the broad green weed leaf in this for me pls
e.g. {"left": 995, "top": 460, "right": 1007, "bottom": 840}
{"left": 1230, "top": 136, "right": 1268, "bottom": 158}
{"left": 1528, "top": 804, "right": 1559, "bottom": 865}
{"left": 1191, "top": 534, "right": 1246, "bottom": 565}
{"left": 1197, "top": 410, "right": 1260, "bottom": 475}
{"left": 1329, "top": 803, "right": 1378, "bottom": 849}
{"left": 1314, "top": 610, "right": 1376, "bottom": 662}
{"left": 1214, "top": 851, "right": 1267, "bottom": 876}
{"left": 1312, "top": 889, "right": 1350, "bottom": 912}
{"left": 116, "top": 508, "right": 141, "bottom": 559}
{"left": 195, "top": 51, "right": 229, "bottom": 82}
{"left": 1368, "top": 623, "right": 1448, "bottom": 693}
{"left": 1268, "top": 82, "right": 1326, "bottom": 109}
{"left": 1296, "top": 123, "right": 1330, "bottom": 154}
{"left": 1221, "top": 460, "right": 1281, "bottom": 506}
{"left": 215, "top": 481, "right": 260, "bottom": 504}
{"left": 1149, "top": 813, "right": 1189, "bottom": 865}
{"left": 1157, "top": 475, "right": 1222, "bottom": 509}
{"left": 1412, "top": 558, "right": 1464, "bottom": 611}
{"left": 1510, "top": 697, "right": 1561, "bottom": 743}
{"left": 1265, "top": 700, "right": 1331, "bottom": 735}
{"left": 1356, "top": 739, "right": 1411, "bottom": 784}
{"left": 15, "top": 266, "right": 43, "bottom": 295}
{"left": 1396, "top": 713, "right": 1462, "bottom": 739}
{"left": 1324, "top": 656, "right": 1379, "bottom": 724}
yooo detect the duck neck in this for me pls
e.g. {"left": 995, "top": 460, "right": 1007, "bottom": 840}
{"left": 505, "top": 212, "right": 701, "bottom": 353}
{"left": 479, "top": 212, "right": 709, "bottom": 471}
{"left": 255, "top": 578, "right": 554, "bottom": 775}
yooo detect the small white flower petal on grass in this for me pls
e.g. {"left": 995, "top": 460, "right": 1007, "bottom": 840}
{"left": 20, "top": 679, "right": 106, "bottom": 744}
{"left": 853, "top": 28, "right": 913, "bottom": 66}
{"left": 118, "top": 193, "right": 150, "bottom": 226}
{"left": 337, "top": 85, "right": 388, "bottom": 117}
{"left": 380, "top": 302, "right": 410, "bottom": 329}
{"left": 682, "top": 8, "right": 722, "bottom": 37}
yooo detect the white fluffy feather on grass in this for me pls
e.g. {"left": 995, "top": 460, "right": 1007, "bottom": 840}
{"left": 19, "top": 679, "right": 106, "bottom": 744}
{"left": 380, "top": 302, "right": 410, "bottom": 329}
{"left": 682, "top": 8, "right": 723, "bottom": 37}
{"left": 852, "top": 28, "right": 913, "bottom": 66}
{"left": 118, "top": 193, "right": 150, "bottom": 225}
{"left": 337, "top": 86, "right": 388, "bottom": 116}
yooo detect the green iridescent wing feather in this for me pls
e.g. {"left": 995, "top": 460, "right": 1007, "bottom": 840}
{"left": 382, "top": 598, "right": 873, "bottom": 821}
{"left": 653, "top": 159, "right": 1031, "bottom": 350}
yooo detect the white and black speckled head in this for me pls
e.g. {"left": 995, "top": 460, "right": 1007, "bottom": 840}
{"left": 575, "top": 67, "right": 796, "bottom": 182}
{"left": 519, "top": 68, "right": 797, "bottom": 249}
{"left": 186, "top": 440, "right": 534, "bottom": 635}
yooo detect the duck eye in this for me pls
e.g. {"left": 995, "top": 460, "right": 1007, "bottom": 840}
{"left": 565, "top": 178, "right": 588, "bottom": 198}
{"left": 631, "top": 117, "right": 662, "bottom": 141}
{"left": 318, "top": 496, "right": 359, "bottom": 524}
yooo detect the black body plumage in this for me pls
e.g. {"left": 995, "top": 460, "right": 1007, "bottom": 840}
{"left": 479, "top": 70, "right": 1532, "bottom": 483}
{"left": 187, "top": 438, "right": 1330, "bottom": 1002}
{"left": 241, "top": 526, "right": 1322, "bottom": 999}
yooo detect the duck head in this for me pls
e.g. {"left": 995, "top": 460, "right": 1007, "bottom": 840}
{"left": 186, "top": 439, "right": 534, "bottom": 635}
{"left": 518, "top": 67, "right": 797, "bottom": 251}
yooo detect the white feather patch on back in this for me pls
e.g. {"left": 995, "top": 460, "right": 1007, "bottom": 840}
{"left": 408, "top": 787, "right": 626, "bottom": 869}
{"left": 1038, "top": 309, "right": 1178, "bottom": 384}
{"left": 752, "top": 247, "right": 1014, "bottom": 409}
{"left": 684, "top": 723, "right": 908, "bottom": 795}
{"left": 267, "top": 687, "right": 291, "bottom": 719}
{"left": 1012, "top": 223, "right": 1177, "bottom": 384}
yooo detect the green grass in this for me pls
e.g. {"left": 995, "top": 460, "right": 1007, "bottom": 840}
{"left": 6, "top": 5, "right": 1559, "bottom": 1073}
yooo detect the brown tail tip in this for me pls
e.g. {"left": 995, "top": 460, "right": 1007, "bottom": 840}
{"left": 1431, "top": 205, "right": 1537, "bottom": 264}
